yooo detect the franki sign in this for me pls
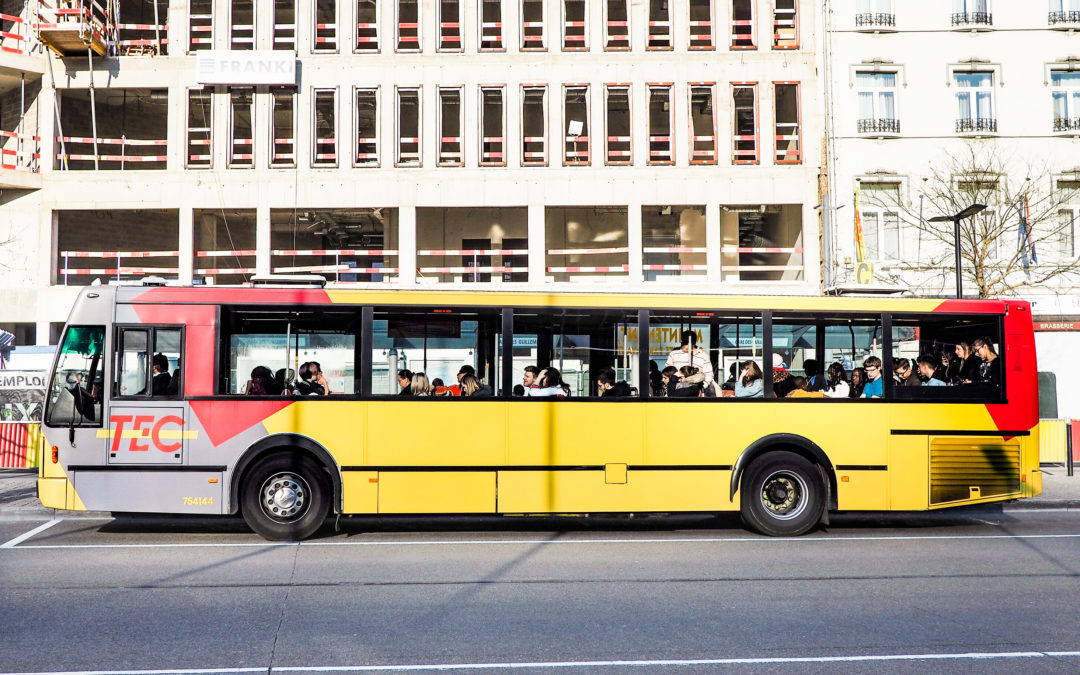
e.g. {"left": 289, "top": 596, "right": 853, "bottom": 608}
{"left": 196, "top": 51, "right": 297, "bottom": 86}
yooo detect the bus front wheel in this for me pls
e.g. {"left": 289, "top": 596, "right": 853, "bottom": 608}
{"left": 740, "top": 451, "right": 825, "bottom": 537}
{"left": 241, "top": 453, "right": 330, "bottom": 541}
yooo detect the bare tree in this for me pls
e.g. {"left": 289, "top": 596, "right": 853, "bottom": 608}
{"left": 860, "top": 141, "right": 1080, "bottom": 298}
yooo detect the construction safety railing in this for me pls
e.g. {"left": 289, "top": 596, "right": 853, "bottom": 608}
{"left": 314, "top": 20, "right": 337, "bottom": 50}
{"left": 604, "top": 19, "right": 628, "bottom": 49}
{"left": 689, "top": 18, "right": 712, "bottom": 49}
{"left": 547, "top": 246, "right": 629, "bottom": 275}
{"left": 481, "top": 135, "right": 504, "bottom": 165}
{"left": 772, "top": 7, "right": 797, "bottom": 48}
{"left": 1, "top": 129, "right": 41, "bottom": 172}
{"left": 1, "top": 10, "right": 32, "bottom": 54}
{"left": 356, "top": 19, "right": 377, "bottom": 49}
{"left": 418, "top": 247, "right": 527, "bottom": 279}
{"left": 189, "top": 11, "right": 211, "bottom": 50}
{"left": 59, "top": 249, "right": 180, "bottom": 284}
{"left": 774, "top": 121, "right": 801, "bottom": 164}
{"left": 479, "top": 19, "right": 502, "bottom": 49}
{"left": 313, "top": 135, "right": 336, "bottom": 165}
{"left": 34, "top": 0, "right": 112, "bottom": 56}
{"left": 113, "top": 21, "right": 167, "bottom": 55}
{"left": 643, "top": 246, "right": 707, "bottom": 274}
{"left": 56, "top": 135, "right": 167, "bottom": 169}
{"left": 648, "top": 133, "right": 672, "bottom": 164}
{"left": 196, "top": 249, "right": 256, "bottom": 278}
{"left": 563, "top": 19, "right": 585, "bottom": 50}
{"left": 647, "top": 19, "right": 670, "bottom": 49}
{"left": 606, "top": 134, "right": 631, "bottom": 164}
{"left": 721, "top": 244, "right": 804, "bottom": 276}
{"left": 564, "top": 134, "right": 589, "bottom": 164}
{"left": 272, "top": 249, "right": 399, "bottom": 282}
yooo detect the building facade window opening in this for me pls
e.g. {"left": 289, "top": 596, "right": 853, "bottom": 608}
{"left": 732, "top": 83, "right": 758, "bottom": 164}
{"left": 397, "top": 0, "right": 420, "bottom": 51}
{"left": 604, "top": 0, "right": 629, "bottom": 50}
{"left": 731, "top": 0, "right": 755, "bottom": 49}
{"left": 688, "top": 0, "right": 713, "bottom": 50}
{"left": 856, "top": 71, "right": 898, "bottom": 134}
{"left": 605, "top": 85, "right": 631, "bottom": 165}
{"left": 314, "top": 0, "right": 338, "bottom": 51}
{"left": 521, "top": 86, "right": 547, "bottom": 166}
{"left": 439, "top": 0, "right": 463, "bottom": 50}
{"left": 115, "top": 0, "right": 169, "bottom": 56}
{"left": 229, "top": 88, "right": 254, "bottom": 168}
{"left": 563, "top": 86, "right": 590, "bottom": 166}
{"left": 722, "top": 205, "right": 804, "bottom": 282}
{"left": 396, "top": 88, "right": 421, "bottom": 166}
{"left": 858, "top": 182, "right": 902, "bottom": 262}
{"left": 187, "top": 89, "right": 213, "bottom": 169}
{"left": 356, "top": 0, "right": 379, "bottom": 51}
{"left": 438, "top": 88, "right": 463, "bottom": 166}
{"left": 480, "top": 86, "right": 506, "bottom": 166}
{"left": 480, "top": 0, "right": 503, "bottom": 50}
{"left": 643, "top": 206, "right": 707, "bottom": 281}
{"left": 195, "top": 209, "right": 256, "bottom": 285}
{"left": 1051, "top": 71, "right": 1080, "bottom": 132}
{"left": 273, "top": 0, "right": 296, "bottom": 50}
{"left": 271, "top": 87, "right": 296, "bottom": 167}
{"left": 954, "top": 71, "right": 995, "bottom": 133}
{"left": 231, "top": 0, "right": 255, "bottom": 50}
{"left": 563, "top": 0, "right": 586, "bottom": 50}
{"left": 648, "top": 85, "right": 673, "bottom": 165}
{"left": 521, "top": 0, "right": 545, "bottom": 50}
{"left": 545, "top": 207, "right": 630, "bottom": 282}
{"left": 689, "top": 85, "right": 716, "bottom": 165}
{"left": 772, "top": 0, "right": 797, "bottom": 49}
{"left": 189, "top": 0, "right": 213, "bottom": 51}
{"left": 773, "top": 82, "right": 801, "bottom": 164}
{"left": 647, "top": 0, "right": 671, "bottom": 49}
{"left": 355, "top": 88, "right": 379, "bottom": 166}
{"left": 313, "top": 89, "right": 338, "bottom": 167}
{"left": 271, "top": 208, "right": 398, "bottom": 283}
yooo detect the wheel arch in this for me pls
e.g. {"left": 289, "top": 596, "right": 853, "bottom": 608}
{"left": 729, "top": 433, "right": 837, "bottom": 508}
{"left": 229, "top": 433, "right": 342, "bottom": 515}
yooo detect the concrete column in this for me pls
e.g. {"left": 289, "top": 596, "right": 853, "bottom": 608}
{"left": 504, "top": 0, "right": 520, "bottom": 51}
{"left": 178, "top": 206, "right": 194, "bottom": 284}
{"left": 632, "top": 81, "right": 647, "bottom": 168}
{"left": 169, "top": 1, "right": 189, "bottom": 59}
{"left": 35, "top": 320, "right": 51, "bottom": 346}
{"left": 214, "top": 88, "right": 229, "bottom": 169}
{"left": 256, "top": 205, "right": 272, "bottom": 275}
{"left": 167, "top": 87, "right": 184, "bottom": 170}
{"left": 254, "top": 86, "right": 270, "bottom": 169}
{"left": 398, "top": 205, "right": 417, "bottom": 283}
{"left": 672, "top": 82, "right": 687, "bottom": 168}
{"left": 627, "top": 202, "right": 643, "bottom": 282}
{"left": 759, "top": 82, "right": 772, "bottom": 167}
{"left": 43, "top": 210, "right": 57, "bottom": 287}
{"left": 213, "top": 0, "right": 229, "bottom": 49}
{"left": 39, "top": 71, "right": 56, "bottom": 175}
{"left": 705, "top": 201, "right": 722, "bottom": 284}
{"left": 672, "top": 0, "right": 689, "bottom": 52}
{"left": 527, "top": 203, "right": 545, "bottom": 283}
{"left": 256, "top": 0, "right": 274, "bottom": 49}
{"left": 296, "top": 0, "right": 311, "bottom": 54}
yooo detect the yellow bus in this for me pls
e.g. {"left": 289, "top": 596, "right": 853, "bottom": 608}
{"left": 39, "top": 283, "right": 1041, "bottom": 539}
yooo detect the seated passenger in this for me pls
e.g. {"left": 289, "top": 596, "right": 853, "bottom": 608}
{"left": 772, "top": 368, "right": 795, "bottom": 398}
{"left": 460, "top": 374, "right": 493, "bottom": 397}
{"left": 665, "top": 330, "right": 715, "bottom": 392}
{"left": 803, "top": 358, "right": 825, "bottom": 392}
{"left": 734, "top": 360, "right": 764, "bottom": 398}
{"left": 151, "top": 353, "right": 172, "bottom": 396}
{"left": 893, "top": 358, "right": 920, "bottom": 387}
{"left": 823, "top": 362, "right": 850, "bottom": 398}
{"left": 722, "top": 362, "right": 738, "bottom": 392}
{"left": 529, "top": 367, "right": 570, "bottom": 397}
{"left": 917, "top": 354, "right": 947, "bottom": 386}
{"left": 295, "top": 361, "right": 329, "bottom": 396}
{"left": 432, "top": 377, "right": 454, "bottom": 396}
{"left": 672, "top": 366, "right": 705, "bottom": 397}
{"left": 951, "top": 342, "right": 980, "bottom": 384}
{"left": 410, "top": 372, "right": 431, "bottom": 396}
{"left": 972, "top": 337, "right": 1000, "bottom": 388}
{"left": 787, "top": 376, "right": 824, "bottom": 398}
{"left": 660, "top": 366, "right": 679, "bottom": 397}
{"left": 861, "top": 356, "right": 883, "bottom": 398}
{"left": 397, "top": 369, "right": 413, "bottom": 396}
{"left": 244, "top": 365, "right": 275, "bottom": 395}
{"left": 166, "top": 363, "right": 181, "bottom": 396}
{"left": 849, "top": 367, "right": 867, "bottom": 398}
{"left": 274, "top": 368, "right": 294, "bottom": 396}
{"left": 598, "top": 369, "right": 632, "bottom": 397}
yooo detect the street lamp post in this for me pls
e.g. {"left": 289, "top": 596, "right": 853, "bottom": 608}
{"left": 929, "top": 204, "right": 987, "bottom": 298}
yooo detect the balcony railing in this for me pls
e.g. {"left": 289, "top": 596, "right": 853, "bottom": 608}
{"left": 858, "top": 118, "right": 901, "bottom": 134}
{"left": 956, "top": 118, "right": 996, "bottom": 133}
{"left": 1054, "top": 117, "right": 1080, "bottom": 132}
{"left": 1049, "top": 10, "right": 1080, "bottom": 24}
{"left": 951, "top": 12, "right": 992, "bottom": 26}
{"left": 854, "top": 13, "right": 895, "bottom": 28}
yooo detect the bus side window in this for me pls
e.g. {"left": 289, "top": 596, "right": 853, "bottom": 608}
{"left": 153, "top": 328, "right": 183, "bottom": 397}
{"left": 116, "top": 329, "right": 149, "bottom": 397}
{"left": 890, "top": 315, "right": 1004, "bottom": 402}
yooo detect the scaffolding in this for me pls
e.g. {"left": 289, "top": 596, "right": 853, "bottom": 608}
{"left": 34, "top": 0, "right": 113, "bottom": 56}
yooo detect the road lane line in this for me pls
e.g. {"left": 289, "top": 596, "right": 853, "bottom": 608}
{"left": 8, "top": 531, "right": 1080, "bottom": 550}
{"left": 4, "top": 650, "right": 1080, "bottom": 674}
{"left": 0, "top": 518, "right": 63, "bottom": 549}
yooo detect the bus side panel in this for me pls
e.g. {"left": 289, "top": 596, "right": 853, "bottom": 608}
{"left": 497, "top": 470, "right": 730, "bottom": 513}
{"left": 507, "top": 402, "right": 644, "bottom": 467}
{"left": 69, "top": 470, "right": 223, "bottom": 513}
{"left": 888, "top": 435, "right": 929, "bottom": 510}
{"left": 366, "top": 401, "right": 506, "bottom": 467}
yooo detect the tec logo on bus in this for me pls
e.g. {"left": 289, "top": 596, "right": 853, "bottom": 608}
{"left": 97, "top": 413, "right": 199, "bottom": 454}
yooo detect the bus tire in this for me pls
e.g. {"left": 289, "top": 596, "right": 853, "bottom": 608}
{"left": 241, "top": 453, "right": 330, "bottom": 541}
{"left": 740, "top": 451, "right": 825, "bottom": 537}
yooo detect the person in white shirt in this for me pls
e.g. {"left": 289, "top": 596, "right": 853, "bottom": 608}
{"left": 664, "top": 330, "right": 715, "bottom": 395}
{"left": 823, "top": 362, "right": 850, "bottom": 398}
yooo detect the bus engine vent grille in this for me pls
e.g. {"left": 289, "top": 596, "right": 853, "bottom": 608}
{"left": 929, "top": 438, "right": 1021, "bottom": 506}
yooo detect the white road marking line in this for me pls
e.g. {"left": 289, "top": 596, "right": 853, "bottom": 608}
{"left": 0, "top": 518, "right": 63, "bottom": 549}
{"left": 3, "top": 650, "right": 1080, "bottom": 674}
{"left": 7, "top": 531, "right": 1080, "bottom": 550}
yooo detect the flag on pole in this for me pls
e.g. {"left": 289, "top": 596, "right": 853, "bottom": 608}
{"left": 1026, "top": 193, "right": 1037, "bottom": 264}
{"left": 1017, "top": 193, "right": 1036, "bottom": 277}
{"left": 854, "top": 186, "right": 865, "bottom": 262}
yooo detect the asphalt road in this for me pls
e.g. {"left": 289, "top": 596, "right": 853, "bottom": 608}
{"left": 2, "top": 510, "right": 1080, "bottom": 675}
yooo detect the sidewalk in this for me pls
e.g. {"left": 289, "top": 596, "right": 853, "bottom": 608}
{"left": 3, "top": 466, "right": 1079, "bottom": 519}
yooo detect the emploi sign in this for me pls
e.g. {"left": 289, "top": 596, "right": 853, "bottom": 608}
{"left": 196, "top": 51, "right": 297, "bottom": 85}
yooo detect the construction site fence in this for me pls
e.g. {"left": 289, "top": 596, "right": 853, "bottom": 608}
{"left": 1039, "top": 419, "right": 1080, "bottom": 465}
{"left": 0, "top": 422, "right": 40, "bottom": 469}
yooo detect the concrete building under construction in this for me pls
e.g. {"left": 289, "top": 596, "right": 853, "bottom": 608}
{"left": 0, "top": 0, "right": 822, "bottom": 344}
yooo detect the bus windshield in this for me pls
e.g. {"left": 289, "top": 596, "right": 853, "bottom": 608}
{"left": 45, "top": 325, "right": 105, "bottom": 427}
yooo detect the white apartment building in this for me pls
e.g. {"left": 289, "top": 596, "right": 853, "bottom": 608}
{"left": 822, "top": 0, "right": 1080, "bottom": 417}
{"left": 0, "top": 0, "right": 823, "bottom": 349}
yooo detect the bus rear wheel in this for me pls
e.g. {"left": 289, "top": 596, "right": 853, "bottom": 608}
{"left": 740, "top": 451, "right": 825, "bottom": 537}
{"left": 241, "top": 453, "right": 330, "bottom": 541}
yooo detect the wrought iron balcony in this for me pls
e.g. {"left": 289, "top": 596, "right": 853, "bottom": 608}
{"left": 1054, "top": 117, "right": 1080, "bottom": 132}
{"left": 858, "top": 118, "right": 901, "bottom": 134}
{"left": 956, "top": 118, "right": 996, "bottom": 133}
{"left": 951, "top": 12, "right": 992, "bottom": 26}
{"left": 855, "top": 13, "right": 895, "bottom": 28}
{"left": 1049, "top": 10, "right": 1080, "bottom": 24}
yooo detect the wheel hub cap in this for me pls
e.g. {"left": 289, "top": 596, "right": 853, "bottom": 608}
{"left": 759, "top": 471, "right": 807, "bottom": 521}
{"left": 261, "top": 473, "right": 307, "bottom": 521}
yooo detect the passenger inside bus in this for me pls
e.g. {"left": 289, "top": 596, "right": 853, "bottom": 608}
{"left": 734, "top": 360, "right": 763, "bottom": 398}
{"left": 295, "top": 361, "right": 330, "bottom": 396}
{"left": 597, "top": 368, "right": 632, "bottom": 397}
{"left": 151, "top": 354, "right": 171, "bottom": 396}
